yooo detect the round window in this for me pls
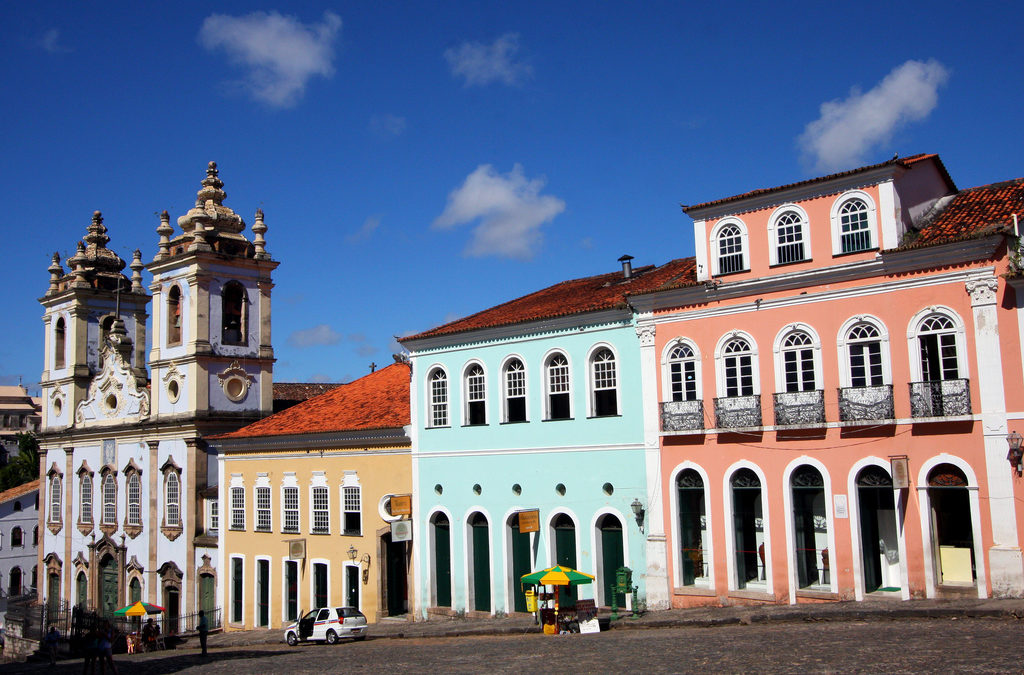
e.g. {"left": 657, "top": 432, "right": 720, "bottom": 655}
{"left": 473, "top": 484, "right": 482, "bottom": 495}
{"left": 434, "top": 484, "right": 443, "bottom": 495}
{"left": 53, "top": 397, "right": 63, "bottom": 416}
{"left": 104, "top": 394, "right": 118, "bottom": 412}
{"left": 555, "top": 483, "right": 566, "bottom": 496}
{"left": 223, "top": 377, "right": 246, "bottom": 401}
{"left": 603, "top": 482, "right": 614, "bottom": 496}
{"left": 167, "top": 379, "right": 180, "bottom": 403}
{"left": 512, "top": 483, "right": 522, "bottom": 496}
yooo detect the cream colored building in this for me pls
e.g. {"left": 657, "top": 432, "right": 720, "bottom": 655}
{"left": 212, "top": 362, "right": 413, "bottom": 629}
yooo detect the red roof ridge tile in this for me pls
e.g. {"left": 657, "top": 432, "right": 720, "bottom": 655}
{"left": 0, "top": 479, "right": 40, "bottom": 504}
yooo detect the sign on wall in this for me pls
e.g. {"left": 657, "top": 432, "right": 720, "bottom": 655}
{"left": 833, "top": 494, "right": 848, "bottom": 518}
{"left": 287, "top": 539, "right": 306, "bottom": 560}
{"left": 102, "top": 439, "right": 116, "bottom": 467}
{"left": 518, "top": 509, "right": 540, "bottom": 533}
{"left": 391, "top": 520, "right": 412, "bottom": 542}
{"left": 390, "top": 494, "right": 412, "bottom": 516}
{"left": 890, "top": 456, "right": 910, "bottom": 489}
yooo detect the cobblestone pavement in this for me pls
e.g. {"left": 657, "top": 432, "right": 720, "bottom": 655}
{"left": 5, "top": 616, "right": 1024, "bottom": 674}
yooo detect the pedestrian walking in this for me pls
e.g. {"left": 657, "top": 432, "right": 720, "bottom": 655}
{"left": 81, "top": 624, "right": 99, "bottom": 675}
{"left": 197, "top": 610, "right": 209, "bottom": 656}
{"left": 97, "top": 620, "right": 118, "bottom": 675}
{"left": 44, "top": 625, "right": 59, "bottom": 665}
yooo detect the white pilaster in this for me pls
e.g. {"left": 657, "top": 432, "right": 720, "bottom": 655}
{"left": 693, "top": 219, "right": 710, "bottom": 282}
{"left": 878, "top": 180, "right": 900, "bottom": 250}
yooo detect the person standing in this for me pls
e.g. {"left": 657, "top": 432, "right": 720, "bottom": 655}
{"left": 97, "top": 621, "right": 118, "bottom": 675}
{"left": 197, "top": 610, "right": 209, "bottom": 656}
{"left": 44, "top": 625, "right": 59, "bottom": 665}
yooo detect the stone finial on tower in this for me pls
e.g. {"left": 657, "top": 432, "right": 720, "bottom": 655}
{"left": 84, "top": 211, "right": 110, "bottom": 250}
{"left": 252, "top": 208, "right": 269, "bottom": 259}
{"left": 47, "top": 253, "right": 63, "bottom": 295}
{"left": 198, "top": 161, "right": 226, "bottom": 207}
{"left": 155, "top": 210, "right": 173, "bottom": 261}
{"left": 70, "top": 241, "right": 89, "bottom": 288}
{"left": 130, "top": 249, "right": 144, "bottom": 293}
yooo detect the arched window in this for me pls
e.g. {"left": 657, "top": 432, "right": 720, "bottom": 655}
{"left": 80, "top": 474, "right": 93, "bottom": 524}
{"left": 676, "top": 469, "right": 708, "bottom": 586}
{"left": 464, "top": 364, "right": 486, "bottom": 426}
{"left": 9, "top": 567, "right": 22, "bottom": 596}
{"left": 503, "top": 358, "right": 527, "bottom": 423}
{"left": 667, "top": 343, "right": 698, "bottom": 402}
{"left": 716, "top": 223, "right": 746, "bottom": 275}
{"left": 790, "top": 466, "right": 829, "bottom": 590}
{"left": 545, "top": 353, "right": 571, "bottom": 420}
{"left": 98, "top": 315, "right": 116, "bottom": 367}
{"left": 126, "top": 473, "right": 142, "bottom": 526}
{"left": 11, "top": 527, "right": 23, "bottom": 548}
{"left": 773, "top": 210, "right": 808, "bottom": 264}
{"left": 101, "top": 474, "right": 117, "bottom": 525}
{"left": 780, "top": 331, "right": 816, "bottom": 392}
{"left": 32, "top": 526, "right": 38, "bottom": 546}
{"left": 846, "top": 323, "right": 884, "bottom": 387}
{"left": 428, "top": 369, "right": 449, "bottom": 427}
{"left": 910, "top": 311, "right": 969, "bottom": 417}
{"left": 165, "top": 472, "right": 181, "bottom": 527}
{"left": 722, "top": 338, "right": 754, "bottom": 397}
{"left": 167, "top": 284, "right": 182, "bottom": 345}
{"left": 730, "top": 468, "right": 766, "bottom": 589}
{"left": 832, "top": 196, "right": 875, "bottom": 254}
{"left": 12, "top": 500, "right": 21, "bottom": 512}
{"left": 221, "top": 281, "right": 247, "bottom": 345}
{"left": 49, "top": 475, "right": 61, "bottom": 524}
{"left": 591, "top": 348, "right": 618, "bottom": 417}
{"left": 917, "top": 315, "right": 959, "bottom": 382}
{"left": 54, "top": 317, "right": 66, "bottom": 369}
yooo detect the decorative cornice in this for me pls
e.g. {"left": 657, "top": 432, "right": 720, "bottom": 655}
{"left": 966, "top": 277, "right": 999, "bottom": 306}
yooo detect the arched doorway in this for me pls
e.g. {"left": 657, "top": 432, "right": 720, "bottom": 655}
{"left": 382, "top": 531, "right": 408, "bottom": 616}
{"left": 98, "top": 554, "right": 119, "bottom": 617}
{"left": 677, "top": 469, "right": 708, "bottom": 587}
{"left": 199, "top": 573, "right": 216, "bottom": 617}
{"left": 731, "top": 469, "right": 765, "bottom": 589}
{"left": 597, "top": 514, "right": 625, "bottom": 607}
{"left": 48, "top": 572, "right": 60, "bottom": 612}
{"left": 856, "top": 465, "right": 899, "bottom": 593}
{"left": 468, "top": 512, "right": 490, "bottom": 612}
{"left": 129, "top": 577, "right": 143, "bottom": 632}
{"left": 76, "top": 571, "right": 88, "bottom": 608}
{"left": 507, "top": 513, "right": 531, "bottom": 613}
{"left": 164, "top": 587, "right": 180, "bottom": 634}
{"left": 928, "top": 464, "right": 975, "bottom": 586}
{"left": 8, "top": 567, "right": 21, "bottom": 596}
{"left": 791, "top": 465, "right": 828, "bottom": 590}
{"left": 552, "top": 514, "right": 577, "bottom": 608}
{"left": 431, "top": 513, "right": 451, "bottom": 608}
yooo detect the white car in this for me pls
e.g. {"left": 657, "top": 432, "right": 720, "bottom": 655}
{"left": 285, "top": 607, "right": 368, "bottom": 645}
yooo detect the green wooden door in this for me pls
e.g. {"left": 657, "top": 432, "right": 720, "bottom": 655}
{"left": 98, "top": 556, "right": 118, "bottom": 617}
{"left": 257, "top": 559, "right": 270, "bottom": 626}
{"left": 434, "top": 516, "right": 451, "bottom": 607}
{"left": 599, "top": 517, "right": 625, "bottom": 607}
{"left": 76, "top": 572, "right": 88, "bottom": 607}
{"left": 554, "top": 518, "right": 577, "bottom": 608}
{"left": 200, "top": 573, "right": 216, "bottom": 617}
{"left": 471, "top": 514, "right": 490, "bottom": 612}
{"left": 48, "top": 573, "right": 61, "bottom": 611}
{"left": 510, "top": 518, "right": 531, "bottom": 613}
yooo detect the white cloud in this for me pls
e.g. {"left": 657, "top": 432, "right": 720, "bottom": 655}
{"left": 39, "top": 28, "right": 70, "bottom": 53}
{"left": 198, "top": 10, "right": 341, "bottom": 107}
{"left": 369, "top": 114, "right": 407, "bottom": 138}
{"left": 433, "top": 164, "right": 565, "bottom": 260}
{"left": 288, "top": 323, "right": 342, "bottom": 348}
{"left": 444, "top": 33, "right": 531, "bottom": 87}
{"left": 347, "top": 216, "right": 380, "bottom": 243}
{"left": 799, "top": 59, "right": 949, "bottom": 172}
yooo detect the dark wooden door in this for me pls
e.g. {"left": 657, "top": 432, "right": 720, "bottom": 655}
{"left": 434, "top": 517, "right": 451, "bottom": 607}
{"left": 386, "top": 536, "right": 408, "bottom": 615}
{"left": 599, "top": 517, "right": 625, "bottom": 607}
{"left": 471, "top": 515, "right": 490, "bottom": 612}
{"left": 510, "top": 517, "right": 531, "bottom": 613}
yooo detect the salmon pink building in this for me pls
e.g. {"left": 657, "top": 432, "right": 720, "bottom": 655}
{"left": 631, "top": 155, "right": 1024, "bottom": 607}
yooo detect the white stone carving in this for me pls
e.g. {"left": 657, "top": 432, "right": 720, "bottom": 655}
{"left": 635, "top": 324, "right": 656, "bottom": 347}
{"left": 966, "top": 277, "right": 998, "bottom": 306}
{"left": 75, "top": 344, "right": 150, "bottom": 425}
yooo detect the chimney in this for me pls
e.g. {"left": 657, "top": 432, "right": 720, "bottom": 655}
{"left": 618, "top": 254, "right": 634, "bottom": 279}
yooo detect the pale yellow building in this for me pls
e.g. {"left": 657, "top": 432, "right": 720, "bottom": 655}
{"left": 211, "top": 362, "right": 412, "bottom": 629}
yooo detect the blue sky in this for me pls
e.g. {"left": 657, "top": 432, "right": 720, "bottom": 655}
{"left": 2, "top": 2, "right": 1022, "bottom": 390}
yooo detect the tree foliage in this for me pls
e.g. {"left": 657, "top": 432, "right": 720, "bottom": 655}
{"left": 0, "top": 433, "right": 40, "bottom": 491}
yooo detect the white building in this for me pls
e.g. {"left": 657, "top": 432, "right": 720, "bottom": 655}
{"left": 0, "top": 480, "right": 39, "bottom": 624}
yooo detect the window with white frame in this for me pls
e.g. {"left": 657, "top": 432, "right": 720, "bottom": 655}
{"left": 773, "top": 210, "right": 808, "bottom": 264}
{"left": 101, "top": 474, "right": 116, "bottom": 525}
{"left": 343, "top": 485, "right": 361, "bottom": 536}
{"left": 722, "top": 338, "right": 755, "bottom": 397}
{"left": 80, "top": 474, "right": 93, "bottom": 524}
{"left": 591, "top": 348, "right": 618, "bottom": 416}
{"left": 504, "top": 358, "right": 527, "bottom": 422}
{"left": 230, "top": 486, "right": 245, "bottom": 530}
{"left": 126, "top": 473, "right": 141, "bottom": 526}
{"left": 49, "top": 475, "right": 61, "bottom": 523}
{"left": 207, "top": 499, "right": 219, "bottom": 534}
{"left": 545, "top": 353, "right": 571, "bottom": 420}
{"left": 465, "top": 364, "right": 486, "bottom": 426}
{"left": 717, "top": 223, "right": 745, "bottom": 274}
{"left": 780, "top": 332, "right": 816, "bottom": 392}
{"left": 916, "top": 315, "right": 960, "bottom": 382}
{"left": 282, "top": 485, "right": 299, "bottom": 533}
{"left": 256, "top": 486, "right": 272, "bottom": 532}
{"left": 846, "top": 323, "right": 884, "bottom": 387}
{"left": 838, "top": 198, "right": 872, "bottom": 253}
{"left": 668, "top": 343, "right": 698, "bottom": 401}
{"left": 312, "top": 486, "right": 329, "bottom": 534}
{"left": 165, "top": 473, "right": 181, "bottom": 526}
{"left": 429, "top": 369, "right": 449, "bottom": 427}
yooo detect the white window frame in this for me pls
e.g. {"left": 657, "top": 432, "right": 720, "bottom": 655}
{"left": 282, "top": 473, "right": 299, "bottom": 534}
{"left": 230, "top": 479, "right": 246, "bottom": 531}
{"left": 427, "top": 366, "right": 450, "bottom": 428}
{"left": 310, "top": 558, "right": 331, "bottom": 609}
{"left": 49, "top": 475, "right": 61, "bottom": 524}
{"left": 462, "top": 361, "right": 487, "bottom": 426}
{"left": 282, "top": 558, "right": 300, "bottom": 624}
{"left": 253, "top": 555, "right": 272, "bottom": 628}
{"left": 230, "top": 555, "right": 245, "bottom": 625}
{"left": 661, "top": 338, "right": 702, "bottom": 402}
{"left": 709, "top": 217, "right": 749, "bottom": 276}
{"left": 767, "top": 205, "right": 811, "bottom": 266}
{"left": 714, "top": 331, "right": 760, "bottom": 398}
{"left": 830, "top": 190, "right": 878, "bottom": 255}
{"left": 101, "top": 473, "right": 117, "bottom": 526}
{"left": 501, "top": 355, "right": 528, "bottom": 423}
{"left": 126, "top": 473, "right": 142, "bottom": 526}
{"left": 722, "top": 461, "right": 772, "bottom": 594}
{"left": 79, "top": 474, "right": 93, "bottom": 524}
{"left": 542, "top": 349, "right": 573, "bottom": 420}
{"left": 255, "top": 477, "right": 272, "bottom": 533}
{"left": 669, "top": 462, "right": 715, "bottom": 590}
{"left": 310, "top": 472, "right": 330, "bottom": 535}
{"left": 165, "top": 472, "right": 181, "bottom": 527}
{"left": 206, "top": 498, "right": 219, "bottom": 535}
{"left": 906, "top": 306, "right": 969, "bottom": 383}
{"left": 342, "top": 471, "right": 362, "bottom": 536}
{"left": 837, "top": 315, "right": 892, "bottom": 388}
{"left": 781, "top": 458, "right": 838, "bottom": 600}
{"left": 588, "top": 344, "right": 620, "bottom": 417}
{"left": 772, "top": 324, "right": 823, "bottom": 394}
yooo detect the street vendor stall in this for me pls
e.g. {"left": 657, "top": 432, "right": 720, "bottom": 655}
{"left": 520, "top": 565, "right": 595, "bottom": 634}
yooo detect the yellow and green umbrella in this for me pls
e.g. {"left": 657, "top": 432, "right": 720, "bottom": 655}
{"left": 113, "top": 601, "right": 164, "bottom": 617}
{"left": 520, "top": 565, "right": 595, "bottom": 587}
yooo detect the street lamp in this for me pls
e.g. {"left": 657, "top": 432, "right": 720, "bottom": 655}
{"left": 630, "top": 498, "right": 645, "bottom": 533}
{"left": 347, "top": 545, "right": 358, "bottom": 562}
{"left": 1007, "top": 431, "right": 1023, "bottom": 476}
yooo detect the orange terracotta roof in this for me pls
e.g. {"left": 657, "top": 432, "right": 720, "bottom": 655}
{"left": 405, "top": 258, "right": 698, "bottom": 341}
{"left": 683, "top": 154, "right": 954, "bottom": 213}
{"left": 909, "top": 177, "right": 1024, "bottom": 247}
{"left": 216, "top": 363, "right": 410, "bottom": 440}
{"left": 0, "top": 479, "right": 39, "bottom": 504}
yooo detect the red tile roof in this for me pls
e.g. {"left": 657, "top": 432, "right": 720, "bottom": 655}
{"left": 405, "top": 258, "right": 698, "bottom": 341}
{"left": 0, "top": 479, "right": 39, "bottom": 504}
{"left": 216, "top": 363, "right": 410, "bottom": 440}
{"left": 908, "top": 177, "right": 1024, "bottom": 247}
{"left": 683, "top": 154, "right": 954, "bottom": 213}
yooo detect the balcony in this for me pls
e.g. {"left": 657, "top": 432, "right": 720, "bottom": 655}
{"left": 909, "top": 379, "right": 971, "bottom": 418}
{"left": 660, "top": 400, "right": 705, "bottom": 432}
{"left": 838, "top": 385, "right": 894, "bottom": 423}
{"left": 714, "top": 395, "right": 762, "bottom": 429}
{"left": 773, "top": 390, "right": 825, "bottom": 426}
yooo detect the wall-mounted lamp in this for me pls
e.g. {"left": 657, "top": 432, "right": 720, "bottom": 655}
{"left": 630, "top": 498, "right": 645, "bottom": 533}
{"left": 347, "top": 545, "right": 358, "bottom": 562}
{"left": 1007, "top": 431, "right": 1023, "bottom": 476}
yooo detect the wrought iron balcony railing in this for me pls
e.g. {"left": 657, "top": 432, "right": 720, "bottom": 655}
{"left": 773, "top": 390, "right": 825, "bottom": 426}
{"left": 660, "top": 399, "right": 705, "bottom": 432}
{"left": 714, "top": 394, "right": 762, "bottom": 429}
{"left": 838, "top": 385, "right": 894, "bottom": 422}
{"left": 909, "top": 379, "right": 971, "bottom": 418}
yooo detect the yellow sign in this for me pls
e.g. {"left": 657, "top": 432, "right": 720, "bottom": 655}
{"left": 518, "top": 509, "right": 540, "bottom": 533}
{"left": 390, "top": 494, "right": 412, "bottom": 516}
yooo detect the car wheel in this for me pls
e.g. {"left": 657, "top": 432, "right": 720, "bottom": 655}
{"left": 286, "top": 632, "right": 298, "bottom": 646}
{"left": 325, "top": 630, "right": 338, "bottom": 645}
